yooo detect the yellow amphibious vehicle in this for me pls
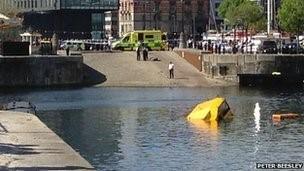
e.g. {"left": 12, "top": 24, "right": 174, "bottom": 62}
{"left": 187, "top": 97, "right": 233, "bottom": 121}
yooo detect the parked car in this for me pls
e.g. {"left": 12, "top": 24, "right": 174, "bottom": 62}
{"left": 259, "top": 40, "right": 278, "bottom": 54}
{"left": 282, "top": 43, "right": 304, "bottom": 54}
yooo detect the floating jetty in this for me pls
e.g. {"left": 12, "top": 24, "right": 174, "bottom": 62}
{"left": 272, "top": 113, "right": 301, "bottom": 121}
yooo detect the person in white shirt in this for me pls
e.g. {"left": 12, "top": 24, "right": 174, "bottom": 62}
{"left": 168, "top": 62, "right": 174, "bottom": 79}
{"left": 108, "top": 39, "right": 112, "bottom": 52}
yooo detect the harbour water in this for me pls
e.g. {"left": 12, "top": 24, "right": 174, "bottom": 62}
{"left": 1, "top": 86, "right": 303, "bottom": 170}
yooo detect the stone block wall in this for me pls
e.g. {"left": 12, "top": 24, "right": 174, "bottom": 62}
{"left": 174, "top": 48, "right": 304, "bottom": 84}
{"left": 0, "top": 56, "right": 83, "bottom": 87}
{"left": 175, "top": 49, "right": 205, "bottom": 71}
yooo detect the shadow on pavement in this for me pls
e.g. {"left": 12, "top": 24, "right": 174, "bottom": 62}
{"left": 0, "top": 143, "right": 40, "bottom": 155}
{"left": 82, "top": 64, "right": 107, "bottom": 85}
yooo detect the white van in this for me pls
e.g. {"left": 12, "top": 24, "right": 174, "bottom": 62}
{"left": 62, "top": 40, "right": 85, "bottom": 51}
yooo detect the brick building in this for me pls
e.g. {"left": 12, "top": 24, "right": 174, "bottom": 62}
{"left": 119, "top": 0, "right": 209, "bottom": 37}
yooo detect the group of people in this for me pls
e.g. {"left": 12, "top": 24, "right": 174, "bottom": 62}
{"left": 135, "top": 42, "right": 175, "bottom": 79}
{"left": 136, "top": 45, "right": 149, "bottom": 61}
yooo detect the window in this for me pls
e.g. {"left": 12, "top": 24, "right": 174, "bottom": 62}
{"left": 123, "top": 36, "right": 130, "bottom": 42}
{"left": 121, "top": 25, "right": 124, "bottom": 32}
{"left": 138, "top": 33, "right": 144, "bottom": 41}
{"left": 145, "top": 35, "right": 154, "bottom": 39}
{"left": 60, "top": 0, "right": 118, "bottom": 9}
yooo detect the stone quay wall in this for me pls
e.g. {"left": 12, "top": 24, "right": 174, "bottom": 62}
{"left": 174, "top": 49, "right": 203, "bottom": 72}
{"left": 0, "top": 56, "right": 83, "bottom": 87}
{"left": 174, "top": 49, "right": 304, "bottom": 83}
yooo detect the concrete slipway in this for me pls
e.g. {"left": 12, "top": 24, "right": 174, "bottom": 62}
{"left": 0, "top": 111, "right": 95, "bottom": 170}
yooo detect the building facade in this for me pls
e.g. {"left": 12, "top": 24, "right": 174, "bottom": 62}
{"left": 119, "top": 0, "right": 209, "bottom": 38}
{"left": 105, "top": 11, "right": 119, "bottom": 38}
{"left": 209, "top": 0, "right": 223, "bottom": 30}
{"left": 0, "top": 0, "right": 119, "bottom": 39}
{"left": 0, "top": 0, "right": 59, "bottom": 14}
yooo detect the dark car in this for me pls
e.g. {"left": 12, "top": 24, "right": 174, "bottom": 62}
{"left": 259, "top": 40, "right": 278, "bottom": 54}
{"left": 282, "top": 43, "right": 304, "bottom": 54}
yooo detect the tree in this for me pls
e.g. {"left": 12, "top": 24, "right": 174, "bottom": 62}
{"left": 218, "top": 0, "right": 264, "bottom": 42}
{"left": 236, "top": 1, "right": 264, "bottom": 39}
{"left": 0, "top": 26, "right": 23, "bottom": 41}
{"left": 218, "top": 0, "right": 245, "bottom": 20}
{"left": 278, "top": 0, "right": 304, "bottom": 53}
{"left": 218, "top": 0, "right": 246, "bottom": 42}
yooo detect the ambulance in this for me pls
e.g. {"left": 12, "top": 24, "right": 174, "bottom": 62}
{"left": 112, "top": 30, "right": 167, "bottom": 51}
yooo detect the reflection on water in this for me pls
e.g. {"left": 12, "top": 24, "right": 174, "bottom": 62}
{"left": 188, "top": 120, "right": 219, "bottom": 139}
{"left": 254, "top": 102, "right": 261, "bottom": 132}
{"left": 0, "top": 87, "right": 304, "bottom": 170}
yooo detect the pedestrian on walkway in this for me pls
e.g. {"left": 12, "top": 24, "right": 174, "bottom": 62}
{"left": 136, "top": 45, "right": 141, "bottom": 61}
{"left": 169, "top": 62, "right": 174, "bottom": 79}
{"left": 143, "top": 46, "right": 148, "bottom": 61}
{"left": 66, "top": 46, "right": 70, "bottom": 56}
{"left": 108, "top": 38, "right": 112, "bottom": 52}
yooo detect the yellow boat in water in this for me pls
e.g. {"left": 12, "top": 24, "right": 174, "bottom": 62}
{"left": 187, "top": 97, "right": 233, "bottom": 121}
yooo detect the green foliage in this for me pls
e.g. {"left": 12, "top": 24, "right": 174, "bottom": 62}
{"left": 278, "top": 0, "right": 304, "bottom": 34}
{"left": 218, "top": 0, "right": 264, "bottom": 31}
{"left": 236, "top": 1, "right": 264, "bottom": 28}
{"left": 0, "top": 26, "right": 23, "bottom": 42}
{"left": 218, "top": 0, "right": 245, "bottom": 19}
{"left": 250, "top": 17, "right": 267, "bottom": 32}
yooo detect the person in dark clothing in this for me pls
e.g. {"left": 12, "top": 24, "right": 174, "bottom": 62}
{"left": 66, "top": 46, "right": 70, "bottom": 56}
{"left": 218, "top": 44, "right": 221, "bottom": 54}
{"left": 136, "top": 46, "right": 141, "bottom": 61}
{"left": 143, "top": 47, "right": 148, "bottom": 61}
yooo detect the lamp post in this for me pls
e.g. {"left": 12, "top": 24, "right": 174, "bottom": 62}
{"left": 172, "top": 14, "right": 176, "bottom": 33}
{"left": 179, "top": 0, "right": 185, "bottom": 48}
{"left": 143, "top": 0, "right": 150, "bottom": 30}
{"left": 153, "top": 3, "right": 160, "bottom": 30}
{"left": 267, "top": 0, "right": 271, "bottom": 35}
{"left": 192, "top": 14, "right": 196, "bottom": 48}
{"left": 143, "top": 2, "right": 146, "bottom": 30}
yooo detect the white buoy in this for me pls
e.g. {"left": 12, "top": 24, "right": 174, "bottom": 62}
{"left": 254, "top": 102, "right": 261, "bottom": 132}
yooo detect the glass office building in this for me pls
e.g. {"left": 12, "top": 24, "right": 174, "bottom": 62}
{"left": 19, "top": 0, "right": 118, "bottom": 39}
{"left": 61, "top": 0, "right": 118, "bottom": 10}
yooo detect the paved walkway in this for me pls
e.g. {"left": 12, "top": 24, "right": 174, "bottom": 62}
{"left": 83, "top": 51, "right": 234, "bottom": 87}
{"left": 0, "top": 111, "right": 94, "bottom": 170}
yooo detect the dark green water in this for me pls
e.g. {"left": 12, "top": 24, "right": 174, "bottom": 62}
{"left": 1, "top": 86, "right": 303, "bottom": 170}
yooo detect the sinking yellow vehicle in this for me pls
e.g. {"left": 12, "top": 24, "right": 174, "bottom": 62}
{"left": 187, "top": 97, "right": 233, "bottom": 121}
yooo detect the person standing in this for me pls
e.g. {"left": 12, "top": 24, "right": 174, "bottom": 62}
{"left": 66, "top": 46, "right": 70, "bottom": 56}
{"left": 136, "top": 45, "right": 141, "bottom": 61}
{"left": 143, "top": 46, "right": 148, "bottom": 61}
{"left": 108, "top": 38, "right": 112, "bottom": 52}
{"left": 168, "top": 62, "right": 174, "bottom": 79}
